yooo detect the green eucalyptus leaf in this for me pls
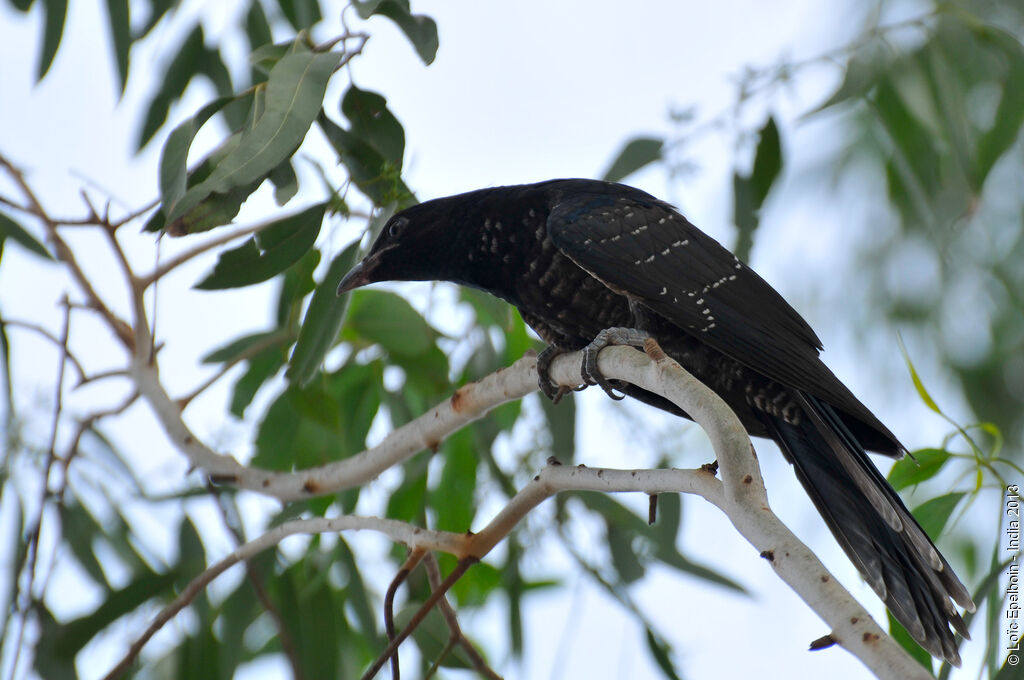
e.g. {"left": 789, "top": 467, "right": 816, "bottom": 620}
{"left": 645, "top": 627, "right": 682, "bottom": 680}
{"left": 373, "top": 0, "right": 438, "bottom": 65}
{"left": 343, "top": 289, "right": 438, "bottom": 358}
{"left": 104, "top": 0, "right": 130, "bottom": 94}
{"left": 36, "top": 0, "right": 67, "bottom": 81}
{"left": 887, "top": 448, "right": 952, "bottom": 491}
{"left": 167, "top": 48, "right": 343, "bottom": 224}
{"left": 341, "top": 85, "right": 405, "bottom": 167}
{"left": 157, "top": 95, "right": 234, "bottom": 221}
{"left": 288, "top": 241, "right": 360, "bottom": 385}
{"left": 431, "top": 429, "right": 477, "bottom": 532}
{"left": 750, "top": 116, "right": 782, "bottom": 208}
{"left": 137, "top": 25, "right": 208, "bottom": 150}
{"left": 195, "top": 203, "right": 325, "bottom": 289}
{"left": 912, "top": 492, "right": 965, "bottom": 539}
{"left": 0, "top": 211, "right": 53, "bottom": 260}
{"left": 602, "top": 136, "right": 663, "bottom": 183}
{"left": 317, "top": 113, "right": 414, "bottom": 207}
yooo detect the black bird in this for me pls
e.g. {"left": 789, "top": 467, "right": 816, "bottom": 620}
{"left": 337, "top": 178, "right": 974, "bottom": 664}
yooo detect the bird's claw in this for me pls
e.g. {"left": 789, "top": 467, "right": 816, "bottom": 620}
{"left": 536, "top": 345, "right": 569, "bottom": 402}
{"left": 537, "top": 328, "right": 650, "bottom": 403}
{"left": 582, "top": 343, "right": 625, "bottom": 400}
{"left": 581, "top": 327, "right": 650, "bottom": 401}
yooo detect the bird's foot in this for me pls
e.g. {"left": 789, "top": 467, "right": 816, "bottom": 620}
{"left": 581, "top": 327, "right": 651, "bottom": 401}
{"left": 536, "top": 345, "right": 580, "bottom": 403}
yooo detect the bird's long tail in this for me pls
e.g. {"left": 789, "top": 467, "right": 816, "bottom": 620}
{"left": 764, "top": 392, "right": 974, "bottom": 665}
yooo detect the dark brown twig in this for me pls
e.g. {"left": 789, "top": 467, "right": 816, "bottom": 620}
{"left": 422, "top": 553, "right": 501, "bottom": 680}
{"left": 0, "top": 154, "right": 134, "bottom": 350}
{"left": 383, "top": 549, "right": 426, "bottom": 680}
{"left": 361, "top": 557, "right": 478, "bottom": 680}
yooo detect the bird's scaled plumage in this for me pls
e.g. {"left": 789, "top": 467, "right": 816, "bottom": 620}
{"left": 337, "top": 178, "right": 975, "bottom": 664}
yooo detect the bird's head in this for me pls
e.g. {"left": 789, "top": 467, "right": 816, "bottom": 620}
{"left": 336, "top": 200, "right": 459, "bottom": 295}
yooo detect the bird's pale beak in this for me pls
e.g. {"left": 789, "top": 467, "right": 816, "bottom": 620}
{"left": 337, "top": 260, "right": 370, "bottom": 295}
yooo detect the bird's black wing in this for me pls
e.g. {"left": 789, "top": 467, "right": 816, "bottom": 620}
{"left": 546, "top": 186, "right": 890, "bottom": 440}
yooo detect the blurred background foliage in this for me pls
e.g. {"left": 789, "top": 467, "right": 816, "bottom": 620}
{"left": 0, "top": 0, "right": 1022, "bottom": 679}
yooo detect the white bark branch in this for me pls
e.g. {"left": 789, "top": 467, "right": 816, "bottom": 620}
{"left": 127, "top": 341, "right": 928, "bottom": 679}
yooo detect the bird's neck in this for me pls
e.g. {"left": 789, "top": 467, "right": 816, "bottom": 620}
{"left": 443, "top": 193, "right": 552, "bottom": 307}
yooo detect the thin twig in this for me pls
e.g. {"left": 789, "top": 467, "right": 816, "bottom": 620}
{"left": 57, "top": 389, "right": 140, "bottom": 492}
{"left": 176, "top": 329, "right": 293, "bottom": 409}
{"left": 100, "top": 515, "right": 470, "bottom": 680}
{"left": 99, "top": 226, "right": 152, "bottom": 357}
{"left": 9, "top": 295, "right": 72, "bottom": 680}
{"left": 422, "top": 553, "right": 501, "bottom": 679}
{"left": 0, "top": 318, "right": 86, "bottom": 381}
{"left": 361, "top": 558, "right": 478, "bottom": 680}
{"left": 383, "top": 549, "right": 426, "bottom": 680}
{"left": 138, "top": 218, "right": 281, "bottom": 288}
{"left": 0, "top": 154, "right": 134, "bottom": 349}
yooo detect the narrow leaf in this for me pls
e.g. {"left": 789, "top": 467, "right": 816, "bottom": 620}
{"left": 103, "top": 0, "right": 131, "bottom": 94}
{"left": 230, "top": 348, "right": 285, "bottom": 417}
{"left": 39, "top": 571, "right": 178, "bottom": 657}
{"left": 136, "top": 25, "right": 207, "bottom": 150}
{"left": 352, "top": 0, "right": 385, "bottom": 18}
{"left": 195, "top": 202, "right": 325, "bottom": 289}
{"left": 810, "top": 51, "right": 884, "bottom": 114}
{"left": 287, "top": 241, "right": 360, "bottom": 385}
{"left": 244, "top": 1, "right": 273, "bottom": 53}
{"left": 168, "top": 49, "right": 343, "bottom": 223}
{"left": 375, "top": 0, "right": 439, "bottom": 65}
{"left": 750, "top": 116, "right": 782, "bottom": 208}
{"left": 887, "top": 448, "right": 951, "bottom": 490}
{"left": 36, "top": 0, "right": 67, "bottom": 81}
{"left": 341, "top": 85, "right": 405, "bottom": 167}
{"left": 317, "top": 114, "right": 414, "bottom": 207}
{"left": 268, "top": 159, "right": 299, "bottom": 205}
{"left": 912, "top": 492, "right": 965, "bottom": 539}
{"left": 645, "top": 628, "right": 682, "bottom": 680}
{"left": 158, "top": 95, "right": 234, "bottom": 218}
{"left": 278, "top": 0, "right": 322, "bottom": 31}
{"left": 136, "top": 0, "right": 173, "bottom": 40}
{"left": 608, "top": 523, "right": 645, "bottom": 583}
{"left": 731, "top": 172, "right": 756, "bottom": 263}
{"left": 342, "top": 289, "right": 438, "bottom": 358}
{"left": 602, "top": 136, "right": 663, "bottom": 183}
{"left": 431, "top": 429, "right": 478, "bottom": 532}
{"left": 202, "top": 330, "right": 288, "bottom": 364}
{"left": 974, "top": 28, "right": 1024, "bottom": 187}
{"left": 0, "top": 212, "right": 53, "bottom": 260}
{"left": 898, "top": 338, "right": 944, "bottom": 414}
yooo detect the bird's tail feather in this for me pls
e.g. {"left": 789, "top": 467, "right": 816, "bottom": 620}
{"left": 764, "top": 392, "right": 974, "bottom": 665}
